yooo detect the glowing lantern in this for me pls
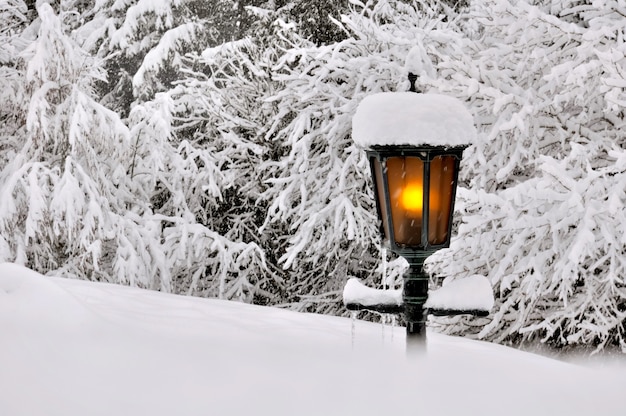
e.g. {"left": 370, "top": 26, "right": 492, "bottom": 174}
{"left": 368, "top": 146, "right": 465, "bottom": 261}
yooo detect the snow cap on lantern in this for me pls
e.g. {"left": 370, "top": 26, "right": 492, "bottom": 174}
{"left": 352, "top": 92, "right": 476, "bottom": 149}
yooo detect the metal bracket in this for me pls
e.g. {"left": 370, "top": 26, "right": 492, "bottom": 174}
{"left": 344, "top": 301, "right": 490, "bottom": 317}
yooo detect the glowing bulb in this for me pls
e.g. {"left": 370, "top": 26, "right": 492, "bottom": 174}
{"left": 401, "top": 183, "right": 423, "bottom": 215}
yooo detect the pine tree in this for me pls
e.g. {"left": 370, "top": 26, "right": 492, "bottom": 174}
{"left": 0, "top": 3, "right": 139, "bottom": 281}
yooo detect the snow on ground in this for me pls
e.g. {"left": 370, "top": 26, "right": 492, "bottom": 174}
{"left": 1, "top": 263, "right": 624, "bottom": 416}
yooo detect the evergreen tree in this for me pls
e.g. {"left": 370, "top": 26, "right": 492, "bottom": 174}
{"left": 87, "top": 0, "right": 268, "bottom": 116}
{"left": 0, "top": 2, "right": 141, "bottom": 282}
{"left": 0, "top": 0, "right": 30, "bottom": 171}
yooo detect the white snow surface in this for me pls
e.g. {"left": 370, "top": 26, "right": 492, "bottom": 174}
{"left": 1, "top": 263, "right": 624, "bottom": 416}
{"left": 424, "top": 274, "right": 495, "bottom": 311}
{"left": 352, "top": 92, "right": 476, "bottom": 148}
{"left": 343, "top": 277, "right": 402, "bottom": 307}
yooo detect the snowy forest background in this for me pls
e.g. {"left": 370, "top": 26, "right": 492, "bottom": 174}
{"left": 1, "top": 0, "right": 624, "bottom": 354}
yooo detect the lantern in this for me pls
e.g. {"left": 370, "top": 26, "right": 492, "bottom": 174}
{"left": 352, "top": 91, "right": 475, "bottom": 347}
{"left": 368, "top": 145, "right": 466, "bottom": 261}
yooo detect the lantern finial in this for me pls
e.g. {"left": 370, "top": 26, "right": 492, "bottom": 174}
{"left": 408, "top": 72, "right": 419, "bottom": 93}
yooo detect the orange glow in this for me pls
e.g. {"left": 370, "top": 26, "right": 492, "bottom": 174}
{"left": 401, "top": 183, "right": 423, "bottom": 215}
{"left": 380, "top": 154, "right": 457, "bottom": 247}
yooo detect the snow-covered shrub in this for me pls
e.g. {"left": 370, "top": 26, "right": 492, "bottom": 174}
{"left": 126, "top": 88, "right": 269, "bottom": 300}
{"left": 427, "top": 0, "right": 626, "bottom": 352}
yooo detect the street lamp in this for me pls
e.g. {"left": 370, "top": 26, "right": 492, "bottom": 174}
{"left": 352, "top": 89, "right": 476, "bottom": 348}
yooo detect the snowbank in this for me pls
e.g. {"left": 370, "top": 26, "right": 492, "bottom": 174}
{"left": 1, "top": 263, "right": 624, "bottom": 416}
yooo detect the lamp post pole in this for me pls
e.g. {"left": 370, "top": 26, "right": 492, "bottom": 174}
{"left": 403, "top": 260, "right": 429, "bottom": 348}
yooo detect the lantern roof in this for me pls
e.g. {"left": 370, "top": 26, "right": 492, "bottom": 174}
{"left": 352, "top": 92, "right": 476, "bottom": 149}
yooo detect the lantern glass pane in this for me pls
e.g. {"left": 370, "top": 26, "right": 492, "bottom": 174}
{"left": 371, "top": 157, "right": 391, "bottom": 242}
{"left": 386, "top": 156, "right": 424, "bottom": 246}
{"left": 428, "top": 155, "right": 456, "bottom": 245}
